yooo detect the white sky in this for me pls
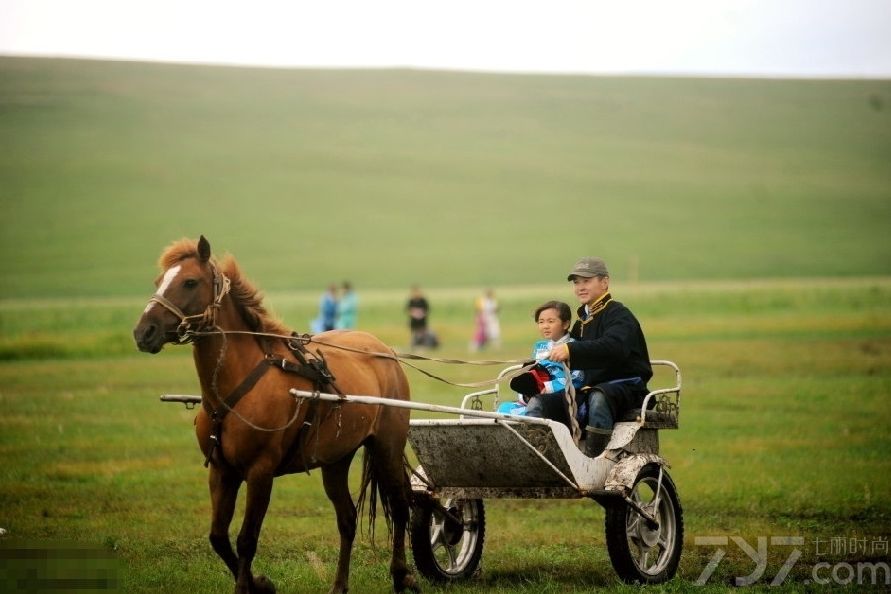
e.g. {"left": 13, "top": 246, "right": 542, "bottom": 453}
{"left": 2, "top": 0, "right": 890, "bottom": 77}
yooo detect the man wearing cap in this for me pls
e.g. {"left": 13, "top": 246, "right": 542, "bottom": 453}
{"left": 548, "top": 257, "right": 653, "bottom": 458}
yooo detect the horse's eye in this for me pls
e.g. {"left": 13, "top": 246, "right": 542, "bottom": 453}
{"left": 184, "top": 279, "right": 199, "bottom": 289}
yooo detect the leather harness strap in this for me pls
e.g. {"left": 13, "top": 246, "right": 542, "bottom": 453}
{"left": 204, "top": 336, "right": 343, "bottom": 467}
{"left": 204, "top": 358, "right": 274, "bottom": 467}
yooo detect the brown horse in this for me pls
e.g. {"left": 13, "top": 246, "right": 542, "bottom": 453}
{"left": 133, "top": 236, "right": 419, "bottom": 594}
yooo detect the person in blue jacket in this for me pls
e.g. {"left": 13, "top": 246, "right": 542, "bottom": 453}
{"left": 314, "top": 284, "right": 338, "bottom": 332}
{"left": 503, "top": 300, "right": 586, "bottom": 426}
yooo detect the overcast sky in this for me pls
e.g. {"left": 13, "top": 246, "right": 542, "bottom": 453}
{"left": 2, "top": 0, "right": 890, "bottom": 77}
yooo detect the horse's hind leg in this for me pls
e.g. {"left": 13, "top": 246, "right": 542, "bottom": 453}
{"left": 209, "top": 466, "right": 241, "bottom": 580}
{"left": 235, "top": 467, "right": 276, "bottom": 594}
{"left": 321, "top": 453, "right": 358, "bottom": 594}
{"left": 370, "top": 437, "right": 420, "bottom": 593}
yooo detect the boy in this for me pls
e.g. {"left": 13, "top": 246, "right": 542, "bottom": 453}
{"left": 500, "top": 301, "right": 586, "bottom": 426}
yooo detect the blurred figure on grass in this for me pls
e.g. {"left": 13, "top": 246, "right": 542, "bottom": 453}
{"left": 470, "top": 288, "right": 501, "bottom": 351}
{"left": 312, "top": 283, "right": 338, "bottom": 333}
{"left": 406, "top": 285, "right": 438, "bottom": 349}
{"left": 336, "top": 281, "right": 358, "bottom": 329}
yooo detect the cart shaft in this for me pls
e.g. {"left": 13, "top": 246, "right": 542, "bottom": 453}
{"left": 289, "top": 389, "right": 552, "bottom": 425}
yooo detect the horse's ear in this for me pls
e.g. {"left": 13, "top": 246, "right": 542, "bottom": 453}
{"left": 198, "top": 235, "right": 211, "bottom": 262}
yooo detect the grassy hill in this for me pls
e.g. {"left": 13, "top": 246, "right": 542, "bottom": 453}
{"left": 1, "top": 57, "right": 889, "bottom": 298}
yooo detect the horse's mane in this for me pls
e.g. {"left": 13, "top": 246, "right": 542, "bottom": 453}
{"left": 158, "top": 238, "right": 291, "bottom": 337}
{"left": 158, "top": 238, "right": 200, "bottom": 271}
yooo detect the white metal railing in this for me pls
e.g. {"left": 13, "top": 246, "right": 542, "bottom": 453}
{"left": 462, "top": 359, "right": 681, "bottom": 427}
{"left": 174, "top": 360, "right": 681, "bottom": 430}
{"left": 637, "top": 360, "right": 682, "bottom": 426}
{"left": 459, "top": 364, "right": 523, "bottom": 414}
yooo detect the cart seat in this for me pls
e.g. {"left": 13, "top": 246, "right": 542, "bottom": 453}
{"left": 615, "top": 360, "right": 681, "bottom": 429}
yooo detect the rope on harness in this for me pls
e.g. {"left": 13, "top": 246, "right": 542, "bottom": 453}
{"left": 399, "top": 358, "right": 537, "bottom": 388}
{"left": 187, "top": 328, "right": 533, "bottom": 389}
{"left": 561, "top": 362, "right": 581, "bottom": 444}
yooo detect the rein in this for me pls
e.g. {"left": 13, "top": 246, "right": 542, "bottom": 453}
{"left": 187, "top": 328, "right": 535, "bottom": 389}
{"left": 148, "top": 262, "right": 545, "bottom": 451}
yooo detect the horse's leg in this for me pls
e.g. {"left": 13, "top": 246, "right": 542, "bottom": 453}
{"left": 235, "top": 467, "right": 276, "bottom": 594}
{"left": 370, "top": 437, "right": 420, "bottom": 593}
{"left": 321, "top": 453, "right": 358, "bottom": 594}
{"left": 208, "top": 465, "right": 241, "bottom": 580}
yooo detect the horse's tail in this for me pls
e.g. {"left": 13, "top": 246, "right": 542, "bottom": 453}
{"left": 356, "top": 446, "right": 411, "bottom": 543}
{"left": 356, "top": 446, "right": 386, "bottom": 542}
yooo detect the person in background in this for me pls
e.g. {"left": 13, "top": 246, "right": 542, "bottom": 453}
{"left": 504, "top": 300, "right": 585, "bottom": 426}
{"left": 406, "top": 285, "right": 432, "bottom": 348}
{"left": 471, "top": 288, "right": 501, "bottom": 351}
{"left": 314, "top": 283, "right": 339, "bottom": 332}
{"left": 547, "top": 257, "right": 653, "bottom": 458}
{"left": 336, "top": 281, "right": 358, "bottom": 329}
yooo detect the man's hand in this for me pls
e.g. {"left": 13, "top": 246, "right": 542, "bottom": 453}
{"left": 547, "top": 343, "right": 570, "bottom": 363}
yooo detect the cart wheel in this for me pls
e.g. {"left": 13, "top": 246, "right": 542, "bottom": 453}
{"left": 410, "top": 497, "right": 485, "bottom": 582}
{"left": 604, "top": 463, "right": 683, "bottom": 584}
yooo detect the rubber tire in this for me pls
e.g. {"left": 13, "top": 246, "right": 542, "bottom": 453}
{"left": 410, "top": 497, "right": 485, "bottom": 583}
{"left": 604, "top": 464, "right": 683, "bottom": 584}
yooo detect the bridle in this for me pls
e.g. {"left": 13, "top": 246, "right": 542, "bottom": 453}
{"left": 147, "top": 261, "right": 231, "bottom": 343}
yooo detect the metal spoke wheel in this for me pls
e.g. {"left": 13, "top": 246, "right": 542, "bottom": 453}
{"left": 605, "top": 464, "right": 683, "bottom": 584}
{"left": 410, "top": 497, "right": 485, "bottom": 582}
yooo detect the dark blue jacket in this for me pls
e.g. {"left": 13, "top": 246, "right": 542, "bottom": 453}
{"left": 568, "top": 297, "right": 652, "bottom": 416}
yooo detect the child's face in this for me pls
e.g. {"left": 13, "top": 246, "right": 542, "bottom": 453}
{"left": 537, "top": 308, "right": 569, "bottom": 340}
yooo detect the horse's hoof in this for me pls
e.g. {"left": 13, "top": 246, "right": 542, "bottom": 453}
{"left": 395, "top": 574, "right": 421, "bottom": 593}
{"left": 253, "top": 575, "right": 276, "bottom": 594}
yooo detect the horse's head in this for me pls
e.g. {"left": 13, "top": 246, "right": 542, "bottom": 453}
{"left": 133, "top": 235, "right": 230, "bottom": 353}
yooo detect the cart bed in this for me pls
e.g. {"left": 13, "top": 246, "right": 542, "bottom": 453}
{"left": 408, "top": 418, "right": 613, "bottom": 499}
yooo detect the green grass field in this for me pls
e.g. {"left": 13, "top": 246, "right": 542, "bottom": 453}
{"left": 2, "top": 280, "right": 890, "bottom": 592}
{"left": 2, "top": 57, "right": 891, "bottom": 592}
{"left": 1, "top": 57, "right": 890, "bottom": 298}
